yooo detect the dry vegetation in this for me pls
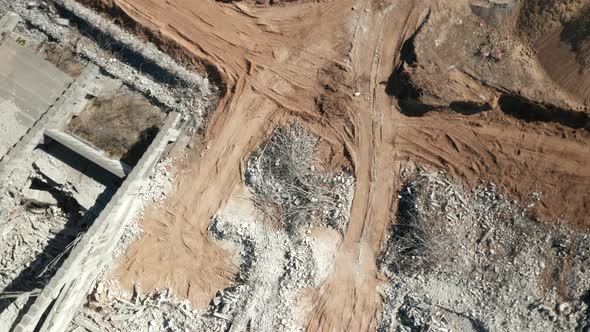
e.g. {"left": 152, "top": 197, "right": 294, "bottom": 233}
{"left": 67, "top": 92, "right": 165, "bottom": 165}
{"left": 245, "top": 124, "right": 354, "bottom": 234}
{"left": 378, "top": 170, "right": 590, "bottom": 331}
{"left": 44, "top": 43, "right": 85, "bottom": 78}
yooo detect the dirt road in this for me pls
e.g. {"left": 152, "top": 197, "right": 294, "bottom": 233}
{"left": 79, "top": 0, "right": 590, "bottom": 329}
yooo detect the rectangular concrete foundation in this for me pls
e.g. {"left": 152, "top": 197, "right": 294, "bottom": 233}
{"left": 14, "top": 112, "right": 181, "bottom": 332}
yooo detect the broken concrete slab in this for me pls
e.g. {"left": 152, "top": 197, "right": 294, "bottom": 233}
{"left": 21, "top": 188, "right": 58, "bottom": 206}
{"left": 32, "top": 149, "right": 113, "bottom": 211}
{"left": 33, "top": 157, "right": 67, "bottom": 186}
{"left": 14, "top": 112, "right": 181, "bottom": 332}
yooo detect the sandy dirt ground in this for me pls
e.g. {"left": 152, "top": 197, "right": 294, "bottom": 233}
{"left": 536, "top": 27, "right": 590, "bottom": 104}
{"left": 518, "top": 0, "right": 590, "bottom": 104}
{"left": 77, "top": 0, "right": 590, "bottom": 330}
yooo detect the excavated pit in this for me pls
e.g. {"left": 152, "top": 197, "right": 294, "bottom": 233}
{"left": 387, "top": 13, "right": 493, "bottom": 117}
{"left": 498, "top": 94, "right": 590, "bottom": 130}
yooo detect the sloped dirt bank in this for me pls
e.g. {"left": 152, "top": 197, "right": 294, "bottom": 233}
{"left": 517, "top": 0, "right": 590, "bottom": 102}
{"left": 498, "top": 94, "right": 589, "bottom": 130}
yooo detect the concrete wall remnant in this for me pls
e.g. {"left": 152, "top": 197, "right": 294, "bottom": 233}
{"left": 21, "top": 187, "right": 58, "bottom": 206}
{"left": 44, "top": 129, "right": 131, "bottom": 179}
{"left": 14, "top": 112, "right": 181, "bottom": 332}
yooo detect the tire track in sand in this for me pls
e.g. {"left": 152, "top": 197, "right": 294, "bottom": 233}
{"left": 79, "top": 0, "right": 590, "bottom": 329}
{"left": 305, "top": 2, "right": 428, "bottom": 330}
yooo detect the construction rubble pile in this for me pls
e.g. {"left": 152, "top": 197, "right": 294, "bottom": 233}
{"left": 245, "top": 123, "right": 354, "bottom": 234}
{"left": 139, "top": 158, "right": 175, "bottom": 204}
{"left": 207, "top": 123, "right": 355, "bottom": 330}
{"left": 0, "top": 203, "right": 75, "bottom": 296}
{"left": 378, "top": 170, "right": 590, "bottom": 332}
{"left": 0, "top": 197, "right": 82, "bottom": 328}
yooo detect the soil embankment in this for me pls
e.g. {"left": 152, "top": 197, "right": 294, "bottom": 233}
{"left": 518, "top": 0, "right": 590, "bottom": 102}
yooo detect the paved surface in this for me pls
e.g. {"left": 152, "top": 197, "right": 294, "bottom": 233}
{"left": 0, "top": 38, "right": 72, "bottom": 123}
{"left": 0, "top": 64, "right": 99, "bottom": 188}
{"left": 0, "top": 36, "right": 72, "bottom": 159}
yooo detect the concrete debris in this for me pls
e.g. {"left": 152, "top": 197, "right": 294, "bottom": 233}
{"left": 140, "top": 158, "right": 174, "bottom": 203}
{"left": 0, "top": 292, "right": 30, "bottom": 332}
{"left": 396, "top": 295, "right": 451, "bottom": 332}
{"left": 378, "top": 170, "right": 590, "bottom": 332}
{"left": 54, "top": 17, "right": 69, "bottom": 27}
{"left": 203, "top": 124, "right": 356, "bottom": 331}
{"left": 0, "top": 197, "right": 82, "bottom": 315}
{"left": 31, "top": 149, "right": 111, "bottom": 211}
{"left": 34, "top": 157, "right": 67, "bottom": 186}
{"left": 245, "top": 123, "right": 354, "bottom": 235}
{"left": 70, "top": 281, "right": 224, "bottom": 332}
{"left": 209, "top": 212, "right": 316, "bottom": 331}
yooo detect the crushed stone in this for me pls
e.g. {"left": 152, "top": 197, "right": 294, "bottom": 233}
{"left": 377, "top": 170, "right": 590, "bottom": 332}
{"left": 69, "top": 280, "right": 224, "bottom": 332}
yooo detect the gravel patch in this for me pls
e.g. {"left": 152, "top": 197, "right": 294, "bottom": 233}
{"left": 378, "top": 170, "right": 590, "bottom": 332}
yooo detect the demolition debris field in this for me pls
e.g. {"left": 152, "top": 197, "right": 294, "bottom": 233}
{"left": 0, "top": 0, "right": 589, "bottom": 331}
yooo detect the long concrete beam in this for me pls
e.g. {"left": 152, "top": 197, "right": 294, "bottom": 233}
{"left": 14, "top": 112, "right": 181, "bottom": 332}
{"left": 0, "top": 11, "right": 20, "bottom": 35}
{"left": 44, "top": 129, "right": 130, "bottom": 179}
